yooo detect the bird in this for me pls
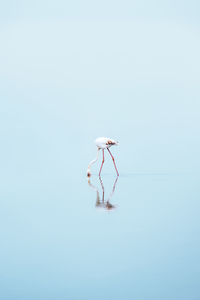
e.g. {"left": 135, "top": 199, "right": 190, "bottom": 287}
{"left": 87, "top": 137, "right": 119, "bottom": 177}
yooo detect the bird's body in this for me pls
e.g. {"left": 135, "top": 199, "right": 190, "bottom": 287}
{"left": 95, "top": 137, "right": 118, "bottom": 149}
{"left": 87, "top": 137, "right": 119, "bottom": 177}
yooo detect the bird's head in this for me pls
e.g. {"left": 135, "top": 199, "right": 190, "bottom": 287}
{"left": 87, "top": 169, "right": 91, "bottom": 177}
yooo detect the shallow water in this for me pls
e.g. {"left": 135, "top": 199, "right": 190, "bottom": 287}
{"left": 0, "top": 168, "right": 200, "bottom": 299}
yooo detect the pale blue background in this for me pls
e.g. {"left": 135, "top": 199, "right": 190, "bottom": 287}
{"left": 0, "top": 1, "right": 200, "bottom": 299}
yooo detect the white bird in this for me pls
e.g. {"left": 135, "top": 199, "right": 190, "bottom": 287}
{"left": 87, "top": 137, "right": 119, "bottom": 177}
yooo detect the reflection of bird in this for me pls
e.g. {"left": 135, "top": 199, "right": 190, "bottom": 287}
{"left": 87, "top": 137, "right": 119, "bottom": 177}
{"left": 88, "top": 176, "right": 118, "bottom": 210}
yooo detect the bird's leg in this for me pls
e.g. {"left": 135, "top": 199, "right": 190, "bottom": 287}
{"left": 107, "top": 148, "right": 119, "bottom": 176}
{"left": 99, "top": 149, "right": 105, "bottom": 177}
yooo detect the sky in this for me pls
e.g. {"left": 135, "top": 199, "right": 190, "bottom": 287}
{"left": 1, "top": 1, "right": 200, "bottom": 179}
